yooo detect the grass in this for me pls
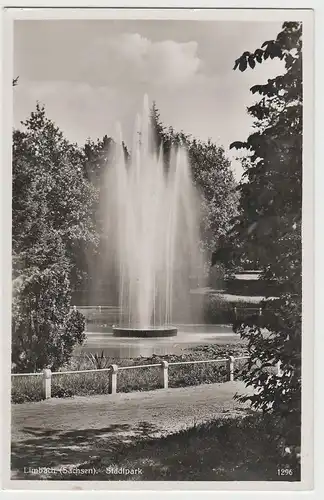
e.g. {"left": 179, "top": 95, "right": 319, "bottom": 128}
{"left": 11, "top": 412, "right": 301, "bottom": 481}
{"left": 11, "top": 375, "right": 43, "bottom": 403}
{"left": 94, "top": 414, "right": 300, "bottom": 481}
{"left": 11, "top": 343, "right": 250, "bottom": 403}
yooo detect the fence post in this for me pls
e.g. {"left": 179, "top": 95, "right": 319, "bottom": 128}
{"left": 42, "top": 368, "right": 52, "bottom": 399}
{"left": 109, "top": 364, "right": 118, "bottom": 394}
{"left": 160, "top": 361, "right": 169, "bottom": 389}
{"left": 277, "top": 361, "right": 283, "bottom": 377}
{"left": 227, "top": 356, "right": 235, "bottom": 382}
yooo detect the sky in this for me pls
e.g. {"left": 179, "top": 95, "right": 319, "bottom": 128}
{"left": 13, "top": 20, "right": 285, "bottom": 179}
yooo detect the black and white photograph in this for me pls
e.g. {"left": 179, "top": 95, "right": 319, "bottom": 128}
{"left": 4, "top": 6, "right": 314, "bottom": 490}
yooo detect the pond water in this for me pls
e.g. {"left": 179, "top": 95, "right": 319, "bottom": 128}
{"left": 74, "top": 324, "right": 240, "bottom": 359}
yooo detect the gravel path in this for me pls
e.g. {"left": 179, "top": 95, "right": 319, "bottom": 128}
{"left": 12, "top": 381, "right": 253, "bottom": 440}
{"left": 11, "top": 382, "right": 254, "bottom": 478}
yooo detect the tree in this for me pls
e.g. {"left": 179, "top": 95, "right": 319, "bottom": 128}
{"left": 229, "top": 22, "right": 302, "bottom": 459}
{"left": 13, "top": 104, "right": 99, "bottom": 286}
{"left": 12, "top": 104, "right": 98, "bottom": 371}
{"left": 188, "top": 139, "right": 239, "bottom": 257}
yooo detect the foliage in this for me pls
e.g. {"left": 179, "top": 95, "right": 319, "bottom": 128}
{"left": 12, "top": 104, "right": 97, "bottom": 371}
{"left": 85, "top": 351, "right": 110, "bottom": 369}
{"left": 13, "top": 104, "right": 99, "bottom": 282}
{"left": 228, "top": 22, "right": 302, "bottom": 454}
{"left": 189, "top": 139, "right": 239, "bottom": 255}
{"left": 12, "top": 262, "right": 86, "bottom": 372}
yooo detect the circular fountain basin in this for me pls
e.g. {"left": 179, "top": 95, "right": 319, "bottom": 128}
{"left": 112, "top": 326, "right": 178, "bottom": 338}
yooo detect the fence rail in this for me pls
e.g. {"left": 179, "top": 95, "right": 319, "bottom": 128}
{"left": 11, "top": 356, "right": 282, "bottom": 400}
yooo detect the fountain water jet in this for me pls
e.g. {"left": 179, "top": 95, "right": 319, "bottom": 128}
{"left": 103, "top": 96, "right": 204, "bottom": 337}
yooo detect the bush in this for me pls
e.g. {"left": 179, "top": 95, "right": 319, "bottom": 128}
{"left": 12, "top": 264, "right": 86, "bottom": 373}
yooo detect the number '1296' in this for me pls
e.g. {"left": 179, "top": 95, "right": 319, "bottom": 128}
{"left": 277, "top": 468, "right": 293, "bottom": 476}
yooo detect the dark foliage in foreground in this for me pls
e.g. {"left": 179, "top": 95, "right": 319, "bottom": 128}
{"left": 227, "top": 22, "right": 302, "bottom": 460}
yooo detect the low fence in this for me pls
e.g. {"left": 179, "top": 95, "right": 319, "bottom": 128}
{"left": 11, "top": 357, "right": 283, "bottom": 401}
{"left": 233, "top": 306, "right": 263, "bottom": 318}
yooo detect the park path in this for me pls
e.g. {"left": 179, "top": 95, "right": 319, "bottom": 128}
{"left": 12, "top": 381, "right": 253, "bottom": 440}
{"left": 11, "top": 382, "right": 254, "bottom": 479}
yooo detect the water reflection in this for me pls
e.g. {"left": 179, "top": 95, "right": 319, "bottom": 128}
{"left": 75, "top": 325, "right": 237, "bottom": 359}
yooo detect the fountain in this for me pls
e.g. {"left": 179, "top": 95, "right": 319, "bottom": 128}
{"left": 101, "top": 96, "right": 204, "bottom": 338}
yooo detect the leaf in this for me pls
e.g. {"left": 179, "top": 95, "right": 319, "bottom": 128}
{"left": 261, "top": 40, "right": 273, "bottom": 48}
{"left": 233, "top": 59, "right": 240, "bottom": 70}
{"left": 229, "top": 141, "right": 246, "bottom": 150}
{"left": 248, "top": 55, "right": 256, "bottom": 69}
{"left": 254, "top": 49, "right": 263, "bottom": 63}
{"left": 239, "top": 57, "right": 248, "bottom": 72}
{"left": 250, "top": 84, "right": 262, "bottom": 94}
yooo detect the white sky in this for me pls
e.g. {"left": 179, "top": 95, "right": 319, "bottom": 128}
{"left": 13, "top": 20, "right": 286, "bottom": 179}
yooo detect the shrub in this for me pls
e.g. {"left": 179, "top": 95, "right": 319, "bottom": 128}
{"left": 12, "top": 265, "right": 85, "bottom": 373}
{"left": 12, "top": 264, "right": 86, "bottom": 373}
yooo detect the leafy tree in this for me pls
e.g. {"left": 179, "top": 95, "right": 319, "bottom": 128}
{"left": 12, "top": 104, "right": 98, "bottom": 371}
{"left": 228, "top": 22, "right": 302, "bottom": 458}
{"left": 188, "top": 139, "right": 239, "bottom": 257}
{"left": 13, "top": 104, "right": 99, "bottom": 285}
